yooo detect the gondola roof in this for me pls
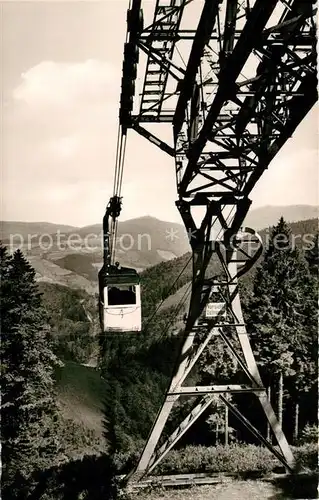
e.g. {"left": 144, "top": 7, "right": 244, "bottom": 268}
{"left": 99, "top": 264, "right": 140, "bottom": 285}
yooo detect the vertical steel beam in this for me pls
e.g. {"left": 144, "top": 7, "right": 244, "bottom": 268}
{"left": 227, "top": 259, "right": 295, "bottom": 468}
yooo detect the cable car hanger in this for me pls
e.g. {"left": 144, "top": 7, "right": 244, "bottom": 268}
{"left": 98, "top": 119, "right": 142, "bottom": 333}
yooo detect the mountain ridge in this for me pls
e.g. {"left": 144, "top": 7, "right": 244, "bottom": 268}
{"left": 1, "top": 204, "right": 317, "bottom": 239}
{"left": 2, "top": 207, "right": 317, "bottom": 295}
{"left": 244, "top": 204, "right": 318, "bottom": 230}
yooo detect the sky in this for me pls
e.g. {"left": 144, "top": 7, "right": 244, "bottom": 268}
{"left": 1, "top": 1, "right": 318, "bottom": 227}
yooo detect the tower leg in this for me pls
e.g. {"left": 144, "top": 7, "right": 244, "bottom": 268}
{"left": 229, "top": 261, "right": 294, "bottom": 468}
{"left": 127, "top": 230, "right": 295, "bottom": 482}
{"left": 132, "top": 329, "right": 196, "bottom": 477}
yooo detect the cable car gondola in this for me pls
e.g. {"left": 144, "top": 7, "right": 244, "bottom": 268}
{"left": 99, "top": 262, "right": 141, "bottom": 333}
{"left": 98, "top": 196, "right": 142, "bottom": 333}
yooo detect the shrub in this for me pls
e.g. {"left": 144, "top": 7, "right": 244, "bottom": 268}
{"left": 154, "top": 444, "right": 277, "bottom": 475}
{"left": 298, "top": 424, "right": 319, "bottom": 445}
{"left": 293, "top": 443, "right": 318, "bottom": 471}
{"left": 146, "top": 443, "right": 319, "bottom": 476}
{"left": 114, "top": 439, "right": 145, "bottom": 474}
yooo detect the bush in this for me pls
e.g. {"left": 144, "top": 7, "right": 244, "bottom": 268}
{"left": 142, "top": 443, "right": 319, "bottom": 476}
{"left": 293, "top": 443, "right": 318, "bottom": 471}
{"left": 154, "top": 444, "right": 277, "bottom": 475}
{"left": 114, "top": 439, "right": 145, "bottom": 474}
{"left": 298, "top": 424, "right": 319, "bottom": 444}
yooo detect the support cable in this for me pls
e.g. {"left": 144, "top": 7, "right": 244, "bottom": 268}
{"left": 109, "top": 127, "right": 128, "bottom": 265}
{"left": 142, "top": 253, "right": 193, "bottom": 334}
{"left": 142, "top": 203, "right": 240, "bottom": 336}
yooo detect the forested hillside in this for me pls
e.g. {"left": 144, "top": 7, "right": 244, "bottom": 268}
{"left": 99, "top": 217, "right": 318, "bottom": 461}
{"left": 1, "top": 216, "right": 318, "bottom": 498}
{"left": 39, "top": 282, "right": 99, "bottom": 364}
{"left": 140, "top": 218, "right": 318, "bottom": 317}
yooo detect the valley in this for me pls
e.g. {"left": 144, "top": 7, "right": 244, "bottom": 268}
{"left": 19, "top": 212, "right": 317, "bottom": 468}
{"left": 1, "top": 205, "right": 317, "bottom": 297}
{"left": 1, "top": 207, "right": 318, "bottom": 499}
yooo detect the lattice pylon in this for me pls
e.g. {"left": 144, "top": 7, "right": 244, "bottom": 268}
{"left": 127, "top": 248, "right": 295, "bottom": 482}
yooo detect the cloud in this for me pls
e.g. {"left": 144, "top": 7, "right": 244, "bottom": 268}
{"left": 5, "top": 59, "right": 119, "bottom": 176}
{"left": 2, "top": 59, "right": 124, "bottom": 226}
{"left": 3, "top": 59, "right": 318, "bottom": 226}
{"left": 13, "top": 59, "right": 117, "bottom": 108}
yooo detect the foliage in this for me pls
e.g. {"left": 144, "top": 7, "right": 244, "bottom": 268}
{"left": 100, "top": 330, "right": 176, "bottom": 454}
{"left": 2, "top": 217, "right": 317, "bottom": 497}
{"left": 247, "top": 219, "right": 306, "bottom": 371}
{"left": 293, "top": 443, "right": 318, "bottom": 471}
{"left": 8, "top": 454, "right": 119, "bottom": 500}
{"left": 140, "top": 253, "right": 192, "bottom": 317}
{"left": 156, "top": 444, "right": 277, "bottom": 475}
{"left": 0, "top": 245, "right": 64, "bottom": 492}
{"left": 98, "top": 217, "right": 318, "bottom": 459}
{"left": 57, "top": 416, "right": 105, "bottom": 460}
{"left": 116, "top": 443, "right": 318, "bottom": 476}
{"left": 305, "top": 232, "right": 319, "bottom": 276}
{"left": 298, "top": 424, "right": 319, "bottom": 445}
{"left": 197, "top": 334, "right": 239, "bottom": 384}
{"left": 242, "top": 218, "right": 318, "bottom": 434}
{"left": 4, "top": 443, "right": 317, "bottom": 498}
{"left": 39, "top": 282, "right": 99, "bottom": 363}
{"left": 241, "top": 217, "right": 318, "bottom": 288}
{"left": 0, "top": 246, "right": 120, "bottom": 499}
{"left": 140, "top": 249, "right": 222, "bottom": 319}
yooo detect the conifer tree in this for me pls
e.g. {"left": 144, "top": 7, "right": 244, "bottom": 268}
{"left": 288, "top": 232, "right": 318, "bottom": 440}
{"left": 1, "top": 245, "right": 63, "bottom": 492}
{"left": 305, "top": 232, "right": 319, "bottom": 277}
{"left": 244, "top": 218, "right": 310, "bottom": 429}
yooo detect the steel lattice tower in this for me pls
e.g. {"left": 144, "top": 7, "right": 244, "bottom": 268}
{"left": 117, "top": 0, "right": 317, "bottom": 483}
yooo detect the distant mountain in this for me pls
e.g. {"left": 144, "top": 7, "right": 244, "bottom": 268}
{"left": 1, "top": 216, "right": 190, "bottom": 292}
{"left": 3, "top": 215, "right": 189, "bottom": 267}
{"left": 50, "top": 217, "right": 190, "bottom": 285}
{"left": 2, "top": 208, "right": 317, "bottom": 294}
{"left": 245, "top": 205, "right": 318, "bottom": 230}
{"left": 0, "top": 221, "right": 78, "bottom": 242}
{"left": 72, "top": 215, "right": 190, "bottom": 260}
{"left": 2, "top": 206, "right": 317, "bottom": 247}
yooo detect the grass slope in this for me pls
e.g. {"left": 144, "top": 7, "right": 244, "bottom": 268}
{"left": 31, "top": 256, "right": 97, "bottom": 294}
{"left": 55, "top": 361, "right": 105, "bottom": 435}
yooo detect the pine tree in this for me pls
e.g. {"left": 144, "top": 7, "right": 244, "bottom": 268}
{"left": 305, "top": 232, "right": 319, "bottom": 277}
{"left": 1, "top": 245, "right": 63, "bottom": 491}
{"left": 244, "top": 218, "right": 310, "bottom": 429}
{"left": 288, "top": 232, "right": 318, "bottom": 440}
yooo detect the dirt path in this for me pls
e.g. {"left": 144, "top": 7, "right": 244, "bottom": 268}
{"left": 132, "top": 477, "right": 318, "bottom": 500}
{"left": 133, "top": 481, "right": 275, "bottom": 500}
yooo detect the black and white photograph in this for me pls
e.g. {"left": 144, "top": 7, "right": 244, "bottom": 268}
{"left": 1, "top": 1, "right": 318, "bottom": 498}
